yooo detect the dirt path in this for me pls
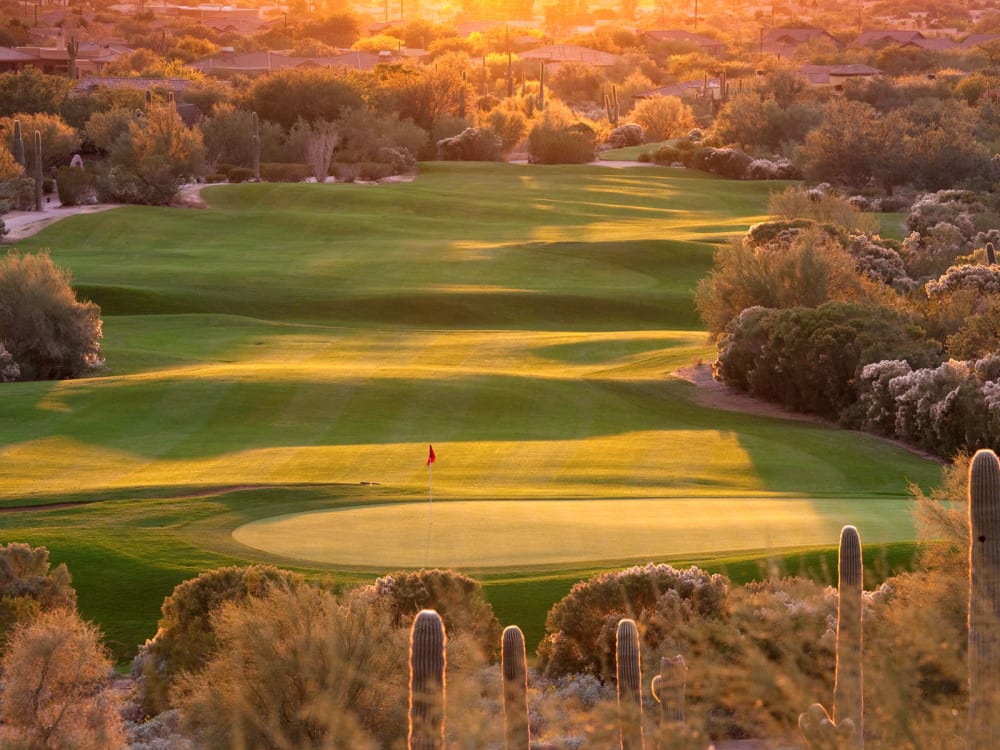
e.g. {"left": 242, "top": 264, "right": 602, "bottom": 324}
{"left": 2, "top": 202, "right": 124, "bottom": 243}
{"left": 675, "top": 363, "right": 943, "bottom": 463}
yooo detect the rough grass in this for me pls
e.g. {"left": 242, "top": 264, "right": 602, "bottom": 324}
{"left": 0, "top": 163, "right": 939, "bottom": 661}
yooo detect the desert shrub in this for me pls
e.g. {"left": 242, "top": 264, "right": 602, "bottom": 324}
{"left": 694, "top": 228, "right": 894, "bottom": 338}
{"left": 372, "top": 568, "right": 502, "bottom": 658}
{"left": 688, "top": 146, "right": 753, "bottom": 179}
{"left": 900, "top": 190, "right": 1000, "bottom": 279}
{"left": 0, "top": 542, "right": 76, "bottom": 641}
{"left": 482, "top": 105, "right": 527, "bottom": 153}
{"left": 538, "top": 564, "right": 839, "bottom": 742}
{"left": 641, "top": 142, "right": 684, "bottom": 165}
{"left": 0, "top": 608, "right": 124, "bottom": 750}
{"left": 744, "top": 157, "right": 801, "bottom": 180}
{"left": 947, "top": 298, "right": 1000, "bottom": 360}
{"left": 537, "top": 564, "right": 728, "bottom": 679}
{"left": 526, "top": 109, "right": 596, "bottom": 164}
{"left": 436, "top": 127, "right": 501, "bottom": 161}
{"left": 94, "top": 163, "right": 180, "bottom": 206}
{"left": 715, "top": 302, "right": 939, "bottom": 421}
{"left": 845, "top": 233, "right": 913, "bottom": 289}
{"left": 769, "top": 185, "right": 881, "bottom": 234}
{"left": 923, "top": 264, "right": 1000, "bottom": 344}
{"left": 333, "top": 108, "right": 427, "bottom": 169}
{"left": 55, "top": 164, "right": 97, "bottom": 206}
{"left": 173, "top": 585, "right": 405, "bottom": 750}
{"left": 226, "top": 166, "right": 254, "bottom": 183}
{"left": 83, "top": 107, "right": 134, "bottom": 153}
{"left": 136, "top": 564, "right": 305, "bottom": 715}
{"left": 0, "top": 112, "right": 80, "bottom": 170}
{"left": 0, "top": 251, "right": 103, "bottom": 380}
{"left": 0, "top": 343, "right": 19, "bottom": 382}
{"left": 606, "top": 122, "right": 643, "bottom": 148}
{"left": 630, "top": 95, "right": 695, "bottom": 142}
{"left": 259, "top": 162, "right": 310, "bottom": 182}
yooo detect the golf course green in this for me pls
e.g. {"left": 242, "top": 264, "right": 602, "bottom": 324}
{"left": 0, "top": 162, "right": 942, "bottom": 659}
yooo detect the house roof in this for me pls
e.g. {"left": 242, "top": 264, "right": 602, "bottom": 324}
{"left": 634, "top": 78, "right": 720, "bottom": 98}
{"left": 763, "top": 26, "right": 840, "bottom": 46}
{"left": 70, "top": 76, "right": 199, "bottom": 96}
{"left": 0, "top": 46, "right": 38, "bottom": 62}
{"left": 854, "top": 29, "right": 925, "bottom": 46}
{"left": 517, "top": 43, "right": 620, "bottom": 66}
{"left": 190, "top": 48, "right": 398, "bottom": 74}
{"left": 797, "top": 63, "right": 881, "bottom": 85}
{"left": 902, "top": 37, "right": 957, "bottom": 51}
{"left": 960, "top": 33, "right": 1000, "bottom": 50}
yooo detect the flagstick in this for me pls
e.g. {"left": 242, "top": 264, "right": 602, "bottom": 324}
{"left": 424, "top": 461, "right": 434, "bottom": 567}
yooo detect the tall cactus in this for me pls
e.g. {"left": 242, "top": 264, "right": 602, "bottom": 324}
{"left": 968, "top": 448, "right": 1000, "bottom": 749}
{"left": 616, "top": 618, "right": 644, "bottom": 750}
{"left": 501, "top": 625, "right": 530, "bottom": 750}
{"left": 409, "top": 609, "right": 446, "bottom": 750}
{"left": 651, "top": 655, "right": 686, "bottom": 727}
{"left": 251, "top": 111, "right": 260, "bottom": 181}
{"left": 11, "top": 119, "right": 24, "bottom": 169}
{"left": 539, "top": 63, "right": 546, "bottom": 110}
{"left": 834, "top": 525, "right": 863, "bottom": 748}
{"left": 66, "top": 35, "right": 79, "bottom": 79}
{"left": 986, "top": 242, "right": 997, "bottom": 266}
{"left": 33, "top": 130, "right": 42, "bottom": 211}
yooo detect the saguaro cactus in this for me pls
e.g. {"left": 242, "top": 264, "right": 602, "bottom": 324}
{"left": 501, "top": 625, "right": 530, "bottom": 750}
{"left": 616, "top": 618, "right": 644, "bottom": 750}
{"left": 651, "top": 655, "right": 686, "bottom": 726}
{"left": 986, "top": 242, "right": 997, "bottom": 266}
{"left": 66, "top": 36, "right": 79, "bottom": 79}
{"left": 968, "top": 448, "right": 1000, "bottom": 749}
{"left": 539, "top": 63, "right": 546, "bottom": 109}
{"left": 11, "top": 119, "right": 24, "bottom": 168}
{"left": 409, "top": 609, "right": 446, "bottom": 750}
{"left": 834, "top": 525, "right": 863, "bottom": 748}
{"left": 33, "top": 130, "right": 42, "bottom": 211}
{"left": 251, "top": 111, "right": 260, "bottom": 181}
{"left": 799, "top": 526, "right": 863, "bottom": 750}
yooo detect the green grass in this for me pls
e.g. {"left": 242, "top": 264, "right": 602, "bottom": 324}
{"left": 0, "top": 163, "right": 941, "bottom": 661}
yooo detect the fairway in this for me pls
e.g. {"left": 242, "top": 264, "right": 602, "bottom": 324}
{"left": 0, "top": 163, "right": 944, "bottom": 660}
{"left": 234, "top": 497, "right": 916, "bottom": 568}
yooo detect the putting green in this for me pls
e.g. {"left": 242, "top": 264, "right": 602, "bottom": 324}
{"left": 232, "top": 498, "right": 915, "bottom": 568}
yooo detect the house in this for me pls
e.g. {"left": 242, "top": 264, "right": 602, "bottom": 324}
{"left": 0, "top": 47, "right": 39, "bottom": 74}
{"left": 644, "top": 30, "right": 726, "bottom": 58}
{"left": 190, "top": 49, "right": 397, "bottom": 75}
{"left": 634, "top": 77, "right": 724, "bottom": 102}
{"left": 853, "top": 29, "right": 925, "bottom": 48}
{"left": 900, "top": 37, "right": 958, "bottom": 52}
{"left": 762, "top": 26, "right": 842, "bottom": 57}
{"left": 5, "top": 41, "right": 130, "bottom": 77}
{"left": 517, "top": 44, "right": 621, "bottom": 68}
{"left": 960, "top": 33, "right": 1000, "bottom": 51}
{"left": 70, "top": 76, "right": 200, "bottom": 97}
{"left": 797, "top": 63, "right": 881, "bottom": 89}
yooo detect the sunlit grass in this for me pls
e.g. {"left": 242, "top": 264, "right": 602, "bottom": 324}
{"left": 0, "top": 163, "right": 939, "bottom": 662}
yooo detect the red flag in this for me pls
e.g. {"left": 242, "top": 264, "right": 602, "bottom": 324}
{"left": 426, "top": 444, "right": 436, "bottom": 466}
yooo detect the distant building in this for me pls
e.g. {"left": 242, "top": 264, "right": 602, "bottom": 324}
{"left": 853, "top": 29, "right": 925, "bottom": 48}
{"left": 517, "top": 43, "right": 621, "bottom": 68}
{"left": 190, "top": 49, "right": 409, "bottom": 75}
{"left": 960, "top": 33, "right": 1000, "bottom": 51}
{"left": 644, "top": 30, "right": 726, "bottom": 58}
{"left": 71, "top": 76, "right": 199, "bottom": 97}
{"left": 797, "top": 63, "right": 881, "bottom": 89}
{"left": 2, "top": 41, "right": 130, "bottom": 77}
{"left": 762, "top": 26, "right": 842, "bottom": 57}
